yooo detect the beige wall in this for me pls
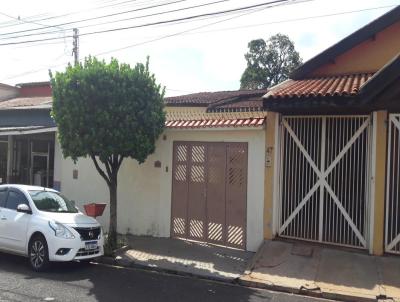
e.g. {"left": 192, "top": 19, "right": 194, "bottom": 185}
{"left": 263, "top": 112, "right": 278, "bottom": 240}
{"left": 54, "top": 128, "right": 265, "bottom": 251}
{"left": 371, "top": 111, "right": 388, "bottom": 255}
{"left": 312, "top": 21, "right": 400, "bottom": 76}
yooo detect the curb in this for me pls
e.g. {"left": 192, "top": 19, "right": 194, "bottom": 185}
{"left": 243, "top": 240, "right": 268, "bottom": 275}
{"left": 94, "top": 256, "right": 384, "bottom": 302}
{"left": 113, "top": 245, "right": 130, "bottom": 255}
{"left": 93, "top": 256, "right": 236, "bottom": 284}
{"left": 238, "top": 278, "right": 380, "bottom": 302}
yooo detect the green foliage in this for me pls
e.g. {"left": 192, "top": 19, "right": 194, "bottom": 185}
{"left": 50, "top": 56, "right": 165, "bottom": 165}
{"left": 240, "top": 33, "right": 302, "bottom": 90}
{"left": 50, "top": 56, "right": 165, "bottom": 249}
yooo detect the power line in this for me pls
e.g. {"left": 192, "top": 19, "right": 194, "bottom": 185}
{"left": 10, "top": 39, "right": 72, "bottom": 49}
{"left": 94, "top": 7, "right": 269, "bottom": 56}
{"left": 6, "top": 0, "right": 392, "bottom": 82}
{"left": 0, "top": 0, "right": 190, "bottom": 36}
{"left": 0, "top": 0, "right": 148, "bottom": 29}
{"left": 90, "top": 3, "right": 398, "bottom": 53}
{"left": 5, "top": 3, "right": 395, "bottom": 50}
{"left": 0, "top": 11, "right": 65, "bottom": 31}
{"left": 0, "top": 13, "right": 50, "bottom": 28}
{"left": 0, "top": 0, "right": 301, "bottom": 46}
{"left": 179, "top": 4, "right": 399, "bottom": 36}
{"left": 0, "top": 0, "right": 306, "bottom": 81}
{"left": 0, "top": 10, "right": 70, "bottom": 54}
{"left": 0, "top": 0, "right": 235, "bottom": 41}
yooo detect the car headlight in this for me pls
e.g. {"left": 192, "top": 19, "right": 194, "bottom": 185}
{"left": 48, "top": 221, "right": 75, "bottom": 239}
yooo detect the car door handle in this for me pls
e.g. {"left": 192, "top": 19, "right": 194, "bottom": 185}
{"left": 0, "top": 216, "right": 6, "bottom": 221}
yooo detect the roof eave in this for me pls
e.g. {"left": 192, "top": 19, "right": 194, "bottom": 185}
{"left": 165, "top": 103, "right": 209, "bottom": 107}
{"left": 358, "top": 53, "right": 400, "bottom": 104}
{"left": 290, "top": 5, "right": 400, "bottom": 79}
{"left": 263, "top": 95, "right": 364, "bottom": 113}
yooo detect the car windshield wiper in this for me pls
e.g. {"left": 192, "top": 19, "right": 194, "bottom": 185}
{"left": 56, "top": 210, "right": 76, "bottom": 213}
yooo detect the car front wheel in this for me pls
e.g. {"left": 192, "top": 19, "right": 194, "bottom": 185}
{"left": 29, "top": 235, "right": 49, "bottom": 272}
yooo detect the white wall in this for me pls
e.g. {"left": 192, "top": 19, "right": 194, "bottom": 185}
{"left": 54, "top": 128, "right": 265, "bottom": 251}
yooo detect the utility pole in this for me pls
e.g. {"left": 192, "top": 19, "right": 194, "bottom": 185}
{"left": 72, "top": 28, "right": 79, "bottom": 65}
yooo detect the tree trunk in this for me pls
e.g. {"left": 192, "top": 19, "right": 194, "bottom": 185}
{"left": 107, "top": 181, "right": 118, "bottom": 250}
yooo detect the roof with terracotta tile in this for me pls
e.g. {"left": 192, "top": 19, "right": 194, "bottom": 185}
{"left": 264, "top": 73, "right": 374, "bottom": 100}
{"left": 165, "top": 89, "right": 268, "bottom": 106}
{"left": 165, "top": 117, "right": 265, "bottom": 129}
{"left": 0, "top": 96, "right": 52, "bottom": 109}
{"left": 207, "top": 95, "right": 265, "bottom": 112}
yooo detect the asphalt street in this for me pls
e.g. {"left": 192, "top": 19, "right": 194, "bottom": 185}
{"left": 0, "top": 252, "right": 334, "bottom": 302}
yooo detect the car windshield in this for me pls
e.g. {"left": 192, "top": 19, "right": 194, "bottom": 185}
{"left": 28, "top": 190, "right": 78, "bottom": 213}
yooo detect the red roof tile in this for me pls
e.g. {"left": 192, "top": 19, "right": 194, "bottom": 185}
{"left": 165, "top": 89, "right": 267, "bottom": 106}
{"left": 208, "top": 98, "right": 264, "bottom": 111}
{"left": 165, "top": 117, "right": 265, "bottom": 129}
{"left": 0, "top": 96, "right": 52, "bottom": 109}
{"left": 265, "top": 73, "right": 375, "bottom": 99}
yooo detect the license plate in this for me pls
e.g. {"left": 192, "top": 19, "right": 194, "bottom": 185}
{"left": 85, "top": 241, "right": 98, "bottom": 250}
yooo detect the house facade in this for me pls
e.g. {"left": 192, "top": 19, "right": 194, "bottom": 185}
{"left": 0, "top": 82, "right": 268, "bottom": 252}
{"left": 0, "top": 82, "right": 56, "bottom": 188}
{"left": 53, "top": 90, "right": 267, "bottom": 252}
{"left": 262, "top": 5, "right": 400, "bottom": 256}
{"left": 0, "top": 5, "right": 399, "bottom": 255}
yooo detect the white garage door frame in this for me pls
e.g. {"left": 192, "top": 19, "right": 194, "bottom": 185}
{"left": 385, "top": 113, "right": 400, "bottom": 254}
{"left": 274, "top": 114, "right": 375, "bottom": 250}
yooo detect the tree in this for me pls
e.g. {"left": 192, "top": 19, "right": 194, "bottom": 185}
{"left": 50, "top": 57, "right": 165, "bottom": 249}
{"left": 240, "top": 33, "right": 302, "bottom": 90}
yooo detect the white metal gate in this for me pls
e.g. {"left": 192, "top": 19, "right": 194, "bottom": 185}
{"left": 385, "top": 114, "right": 400, "bottom": 254}
{"left": 278, "top": 115, "right": 372, "bottom": 249}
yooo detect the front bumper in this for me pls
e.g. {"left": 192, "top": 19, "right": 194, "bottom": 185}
{"left": 48, "top": 232, "right": 104, "bottom": 262}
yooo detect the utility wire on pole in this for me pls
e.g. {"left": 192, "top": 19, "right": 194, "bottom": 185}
{"left": 72, "top": 28, "right": 79, "bottom": 65}
{"left": 0, "top": 0, "right": 301, "bottom": 46}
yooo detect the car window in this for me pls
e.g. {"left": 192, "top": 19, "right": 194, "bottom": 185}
{"left": 28, "top": 190, "right": 78, "bottom": 213}
{"left": 0, "top": 189, "right": 7, "bottom": 208}
{"left": 5, "top": 190, "right": 29, "bottom": 211}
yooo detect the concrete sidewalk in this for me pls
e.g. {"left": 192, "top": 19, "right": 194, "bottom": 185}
{"left": 110, "top": 235, "right": 254, "bottom": 282}
{"left": 239, "top": 241, "right": 400, "bottom": 302}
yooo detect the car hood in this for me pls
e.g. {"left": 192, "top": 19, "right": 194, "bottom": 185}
{"left": 40, "top": 211, "right": 99, "bottom": 227}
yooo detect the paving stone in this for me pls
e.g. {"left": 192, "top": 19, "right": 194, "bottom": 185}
{"left": 291, "top": 244, "right": 314, "bottom": 257}
{"left": 114, "top": 235, "right": 254, "bottom": 281}
{"left": 241, "top": 241, "right": 400, "bottom": 302}
{"left": 379, "top": 256, "right": 400, "bottom": 301}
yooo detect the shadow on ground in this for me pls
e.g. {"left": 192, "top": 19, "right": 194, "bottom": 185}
{"left": 117, "top": 235, "right": 254, "bottom": 281}
{"left": 0, "top": 251, "right": 271, "bottom": 302}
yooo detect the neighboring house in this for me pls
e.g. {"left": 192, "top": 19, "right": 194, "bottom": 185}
{"left": 55, "top": 89, "right": 268, "bottom": 252}
{"left": 0, "top": 5, "right": 399, "bottom": 255}
{"left": 0, "top": 82, "right": 55, "bottom": 188}
{"left": 0, "top": 86, "right": 268, "bottom": 252}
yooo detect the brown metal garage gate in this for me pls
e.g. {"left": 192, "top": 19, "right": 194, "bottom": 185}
{"left": 277, "top": 116, "right": 372, "bottom": 249}
{"left": 171, "top": 142, "right": 247, "bottom": 249}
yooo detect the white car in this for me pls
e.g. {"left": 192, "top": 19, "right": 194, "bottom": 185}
{"left": 0, "top": 184, "right": 104, "bottom": 271}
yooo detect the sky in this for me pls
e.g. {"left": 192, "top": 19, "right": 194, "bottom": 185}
{"left": 0, "top": 0, "right": 398, "bottom": 96}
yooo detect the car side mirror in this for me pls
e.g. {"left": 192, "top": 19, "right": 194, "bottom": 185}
{"left": 17, "top": 204, "right": 32, "bottom": 214}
